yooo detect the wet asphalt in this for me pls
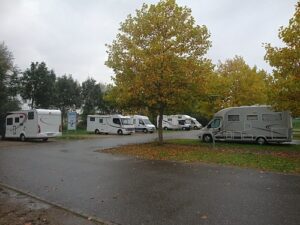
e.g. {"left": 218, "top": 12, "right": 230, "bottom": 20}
{"left": 0, "top": 131, "right": 299, "bottom": 225}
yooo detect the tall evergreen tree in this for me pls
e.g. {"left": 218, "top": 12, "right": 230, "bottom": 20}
{"left": 20, "top": 62, "right": 56, "bottom": 108}
{"left": 0, "top": 42, "right": 21, "bottom": 137}
{"left": 54, "top": 74, "right": 81, "bottom": 127}
{"left": 81, "top": 77, "right": 103, "bottom": 125}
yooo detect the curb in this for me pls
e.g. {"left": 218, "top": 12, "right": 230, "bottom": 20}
{"left": 0, "top": 182, "right": 120, "bottom": 225}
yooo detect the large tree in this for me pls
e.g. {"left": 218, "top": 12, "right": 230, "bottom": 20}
{"left": 0, "top": 42, "right": 21, "bottom": 137}
{"left": 215, "top": 56, "right": 268, "bottom": 108}
{"left": 54, "top": 75, "right": 81, "bottom": 127}
{"left": 81, "top": 77, "right": 104, "bottom": 125}
{"left": 0, "top": 42, "right": 20, "bottom": 109}
{"left": 21, "top": 62, "right": 56, "bottom": 108}
{"left": 0, "top": 43, "right": 13, "bottom": 110}
{"left": 264, "top": 2, "right": 300, "bottom": 116}
{"left": 106, "top": 0, "right": 212, "bottom": 143}
{"left": 192, "top": 56, "right": 268, "bottom": 119}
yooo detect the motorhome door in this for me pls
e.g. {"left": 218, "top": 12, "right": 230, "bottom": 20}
{"left": 138, "top": 119, "right": 145, "bottom": 130}
{"left": 6, "top": 116, "right": 20, "bottom": 137}
{"left": 207, "top": 118, "right": 222, "bottom": 138}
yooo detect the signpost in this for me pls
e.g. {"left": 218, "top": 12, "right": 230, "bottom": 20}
{"left": 67, "top": 111, "right": 77, "bottom": 130}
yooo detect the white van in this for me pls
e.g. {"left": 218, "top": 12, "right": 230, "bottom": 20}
{"left": 87, "top": 114, "right": 135, "bottom": 135}
{"left": 191, "top": 117, "right": 202, "bottom": 129}
{"left": 5, "top": 109, "right": 62, "bottom": 141}
{"left": 159, "top": 115, "right": 191, "bottom": 130}
{"left": 199, "top": 105, "right": 292, "bottom": 144}
{"left": 131, "top": 115, "right": 156, "bottom": 133}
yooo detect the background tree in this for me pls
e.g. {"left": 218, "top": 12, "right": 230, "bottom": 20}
{"left": 106, "top": 0, "right": 212, "bottom": 143}
{"left": 190, "top": 70, "right": 219, "bottom": 119}
{"left": 0, "top": 42, "right": 21, "bottom": 137}
{"left": 264, "top": 2, "right": 300, "bottom": 116}
{"left": 102, "top": 84, "right": 122, "bottom": 114}
{"left": 20, "top": 62, "right": 56, "bottom": 108}
{"left": 54, "top": 75, "right": 81, "bottom": 127}
{"left": 0, "top": 43, "right": 13, "bottom": 108}
{"left": 81, "top": 77, "right": 104, "bottom": 125}
{"left": 6, "top": 70, "right": 20, "bottom": 100}
{"left": 193, "top": 56, "right": 269, "bottom": 120}
{"left": 214, "top": 56, "right": 268, "bottom": 108}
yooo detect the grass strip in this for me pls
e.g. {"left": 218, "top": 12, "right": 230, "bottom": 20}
{"left": 56, "top": 129, "right": 95, "bottom": 140}
{"left": 103, "top": 140, "right": 300, "bottom": 174}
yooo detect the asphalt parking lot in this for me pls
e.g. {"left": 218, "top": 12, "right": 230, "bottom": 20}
{"left": 0, "top": 131, "right": 299, "bottom": 225}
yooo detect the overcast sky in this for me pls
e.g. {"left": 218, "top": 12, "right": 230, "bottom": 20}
{"left": 0, "top": 0, "right": 297, "bottom": 84}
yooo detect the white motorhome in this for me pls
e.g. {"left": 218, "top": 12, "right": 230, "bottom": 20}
{"left": 158, "top": 115, "right": 191, "bottom": 130}
{"left": 5, "top": 109, "right": 62, "bottom": 141}
{"left": 191, "top": 117, "right": 202, "bottom": 129}
{"left": 131, "top": 115, "right": 156, "bottom": 133}
{"left": 199, "top": 105, "right": 292, "bottom": 144}
{"left": 87, "top": 114, "right": 135, "bottom": 135}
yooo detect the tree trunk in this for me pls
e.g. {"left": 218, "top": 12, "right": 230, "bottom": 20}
{"left": 31, "top": 97, "right": 34, "bottom": 109}
{"left": 61, "top": 108, "right": 65, "bottom": 130}
{"left": 158, "top": 109, "right": 164, "bottom": 145}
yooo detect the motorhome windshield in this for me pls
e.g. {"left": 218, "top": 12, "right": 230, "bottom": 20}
{"left": 143, "top": 119, "right": 152, "bottom": 125}
{"left": 121, "top": 118, "right": 133, "bottom": 125}
{"left": 192, "top": 119, "right": 199, "bottom": 125}
{"left": 192, "top": 120, "right": 199, "bottom": 125}
{"left": 207, "top": 118, "right": 221, "bottom": 128}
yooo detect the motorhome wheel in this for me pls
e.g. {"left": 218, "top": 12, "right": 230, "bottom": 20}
{"left": 203, "top": 134, "right": 212, "bottom": 143}
{"left": 43, "top": 138, "right": 48, "bottom": 142}
{"left": 256, "top": 137, "right": 266, "bottom": 145}
{"left": 163, "top": 127, "right": 168, "bottom": 130}
{"left": 95, "top": 129, "right": 100, "bottom": 134}
{"left": 143, "top": 128, "right": 148, "bottom": 133}
{"left": 20, "top": 134, "right": 26, "bottom": 142}
{"left": 117, "top": 129, "right": 123, "bottom": 135}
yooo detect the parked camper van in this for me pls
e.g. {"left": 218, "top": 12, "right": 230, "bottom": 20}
{"left": 131, "top": 115, "right": 156, "bottom": 133}
{"left": 199, "top": 106, "right": 292, "bottom": 144}
{"left": 159, "top": 115, "right": 191, "bottom": 130}
{"left": 87, "top": 114, "right": 135, "bottom": 135}
{"left": 5, "top": 109, "right": 62, "bottom": 141}
{"left": 191, "top": 117, "right": 202, "bottom": 129}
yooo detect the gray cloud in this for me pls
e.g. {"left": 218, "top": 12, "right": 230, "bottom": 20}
{"left": 0, "top": 0, "right": 297, "bottom": 84}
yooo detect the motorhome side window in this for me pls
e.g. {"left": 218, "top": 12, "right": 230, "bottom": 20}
{"left": 113, "top": 118, "right": 121, "bottom": 125}
{"left": 262, "top": 114, "right": 282, "bottom": 121}
{"left": 228, "top": 115, "right": 239, "bottom": 121}
{"left": 7, "top": 118, "right": 13, "bottom": 125}
{"left": 247, "top": 115, "right": 258, "bottom": 120}
{"left": 178, "top": 120, "right": 185, "bottom": 125}
{"left": 15, "top": 117, "right": 19, "bottom": 123}
{"left": 90, "top": 117, "right": 95, "bottom": 122}
{"left": 139, "top": 119, "right": 144, "bottom": 125}
{"left": 99, "top": 118, "right": 103, "bottom": 123}
{"left": 168, "top": 118, "right": 172, "bottom": 121}
{"left": 28, "top": 112, "right": 34, "bottom": 120}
